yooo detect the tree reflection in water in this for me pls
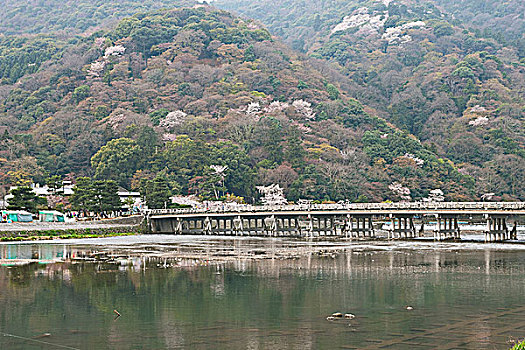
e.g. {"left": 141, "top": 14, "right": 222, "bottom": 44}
{"left": 1, "top": 239, "right": 525, "bottom": 349}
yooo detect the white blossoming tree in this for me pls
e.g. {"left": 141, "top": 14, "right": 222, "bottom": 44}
{"left": 469, "top": 116, "right": 489, "bottom": 127}
{"left": 403, "top": 153, "right": 424, "bottom": 166}
{"left": 88, "top": 61, "right": 105, "bottom": 77}
{"left": 470, "top": 105, "right": 487, "bottom": 113}
{"left": 257, "top": 184, "right": 287, "bottom": 205}
{"left": 203, "top": 165, "right": 229, "bottom": 200}
{"left": 94, "top": 37, "right": 106, "bottom": 48}
{"left": 159, "top": 110, "right": 188, "bottom": 130}
{"left": 292, "top": 100, "right": 316, "bottom": 120}
{"left": 210, "top": 165, "right": 228, "bottom": 175}
{"left": 389, "top": 182, "right": 411, "bottom": 201}
{"left": 104, "top": 45, "right": 126, "bottom": 57}
{"left": 264, "top": 101, "right": 289, "bottom": 114}
{"left": 423, "top": 189, "right": 445, "bottom": 202}
{"left": 246, "top": 102, "right": 261, "bottom": 117}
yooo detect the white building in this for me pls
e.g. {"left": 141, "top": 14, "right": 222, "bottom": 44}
{"left": 118, "top": 187, "right": 142, "bottom": 210}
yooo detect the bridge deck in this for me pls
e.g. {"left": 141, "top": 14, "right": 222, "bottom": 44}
{"left": 148, "top": 202, "right": 525, "bottom": 218}
{"left": 150, "top": 209, "right": 525, "bottom": 219}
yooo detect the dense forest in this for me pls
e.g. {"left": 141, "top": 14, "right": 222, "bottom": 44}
{"left": 216, "top": 0, "right": 525, "bottom": 200}
{"left": 0, "top": 1, "right": 523, "bottom": 204}
{"left": 0, "top": 0, "right": 195, "bottom": 35}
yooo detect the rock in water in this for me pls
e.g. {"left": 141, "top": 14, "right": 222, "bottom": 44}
{"left": 33, "top": 333, "right": 51, "bottom": 339}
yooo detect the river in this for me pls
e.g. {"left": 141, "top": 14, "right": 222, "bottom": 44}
{"left": 1, "top": 236, "right": 524, "bottom": 349}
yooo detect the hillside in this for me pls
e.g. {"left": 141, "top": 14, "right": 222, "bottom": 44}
{"left": 0, "top": 0, "right": 195, "bottom": 35}
{"left": 215, "top": 0, "right": 525, "bottom": 200}
{"left": 0, "top": 6, "right": 476, "bottom": 203}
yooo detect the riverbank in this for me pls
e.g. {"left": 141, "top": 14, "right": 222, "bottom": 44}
{"left": 0, "top": 215, "right": 144, "bottom": 241}
{"left": 0, "top": 230, "right": 136, "bottom": 242}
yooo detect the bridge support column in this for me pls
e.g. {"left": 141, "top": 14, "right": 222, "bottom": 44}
{"left": 305, "top": 214, "right": 313, "bottom": 238}
{"left": 389, "top": 214, "right": 416, "bottom": 239}
{"left": 222, "top": 218, "right": 229, "bottom": 235}
{"left": 485, "top": 215, "right": 509, "bottom": 242}
{"left": 434, "top": 215, "right": 460, "bottom": 241}
{"left": 220, "top": 219, "right": 226, "bottom": 235}
{"left": 347, "top": 215, "right": 375, "bottom": 238}
{"left": 203, "top": 217, "right": 212, "bottom": 235}
{"left": 174, "top": 218, "right": 183, "bottom": 234}
{"left": 233, "top": 216, "right": 243, "bottom": 236}
{"left": 264, "top": 215, "right": 277, "bottom": 237}
{"left": 511, "top": 222, "right": 518, "bottom": 240}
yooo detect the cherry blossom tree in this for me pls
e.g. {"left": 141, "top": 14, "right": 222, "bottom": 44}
{"left": 88, "top": 61, "right": 105, "bottom": 77}
{"left": 388, "top": 182, "right": 411, "bottom": 201}
{"left": 257, "top": 184, "right": 287, "bottom": 205}
{"left": 469, "top": 116, "right": 489, "bottom": 126}
{"left": 292, "top": 100, "right": 316, "bottom": 120}
{"left": 160, "top": 110, "right": 188, "bottom": 130}
{"left": 104, "top": 45, "right": 126, "bottom": 57}
{"left": 246, "top": 102, "right": 261, "bottom": 117}
{"left": 264, "top": 101, "right": 289, "bottom": 113}
{"left": 403, "top": 153, "right": 424, "bottom": 166}
{"left": 423, "top": 189, "right": 445, "bottom": 202}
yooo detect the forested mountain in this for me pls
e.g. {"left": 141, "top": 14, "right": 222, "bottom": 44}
{"left": 0, "top": 6, "right": 478, "bottom": 202}
{"left": 0, "top": 1, "right": 522, "bottom": 202}
{"left": 215, "top": 0, "right": 525, "bottom": 200}
{"left": 433, "top": 0, "right": 524, "bottom": 46}
{"left": 0, "top": 0, "right": 195, "bottom": 35}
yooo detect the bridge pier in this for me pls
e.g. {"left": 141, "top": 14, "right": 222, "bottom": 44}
{"left": 485, "top": 214, "right": 510, "bottom": 242}
{"left": 296, "top": 215, "right": 342, "bottom": 238}
{"left": 233, "top": 216, "right": 243, "bottom": 236}
{"left": 434, "top": 215, "right": 461, "bottom": 241}
{"left": 284, "top": 217, "right": 301, "bottom": 237}
{"left": 174, "top": 218, "right": 183, "bottom": 234}
{"left": 511, "top": 222, "right": 518, "bottom": 240}
{"left": 389, "top": 214, "right": 416, "bottom": 239}
{"left": 322, "top": 216, "right": 337, "bottom": 237}
{"left": 344, "top": 215, "right": 375, "bottom": 238}
{"left": 264, "top": 215, "right": 277, "bottom": 237}
{"left": 202, "top": 217, "right": 211, "bottom": 235}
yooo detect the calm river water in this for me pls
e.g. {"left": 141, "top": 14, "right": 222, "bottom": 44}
{"left": 1, "top": 236, "right": 525, "bottom": 349}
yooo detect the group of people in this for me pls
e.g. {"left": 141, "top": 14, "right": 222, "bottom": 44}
{"left": 1, "top": 213, "right": 12, "bottom": 223}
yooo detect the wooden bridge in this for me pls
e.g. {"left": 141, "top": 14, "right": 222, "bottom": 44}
{"left": 146, "top": 202, "right": 525, "bottom": 242}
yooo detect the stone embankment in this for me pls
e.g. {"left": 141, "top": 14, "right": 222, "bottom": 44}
{"left": 0, "top": 215, "right": 144, "bottom": 239}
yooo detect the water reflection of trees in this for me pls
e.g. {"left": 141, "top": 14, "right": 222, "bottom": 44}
{"left": 1, "top": 246, "right": 525, "bottom": 348}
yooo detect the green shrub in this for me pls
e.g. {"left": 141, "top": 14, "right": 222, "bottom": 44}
{"left": 511, "top": 340, "right": 525, "bottom": 350}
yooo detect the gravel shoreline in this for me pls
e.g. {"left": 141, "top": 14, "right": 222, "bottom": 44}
{"left": 0, "top": 215, "right": 144, "bottom": 234}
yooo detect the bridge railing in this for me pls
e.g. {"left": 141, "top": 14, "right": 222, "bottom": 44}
{"left": 146, "top": 202, "right": 525, "bottom": 216}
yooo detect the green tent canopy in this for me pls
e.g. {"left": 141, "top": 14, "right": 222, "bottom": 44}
{"left": 39, "top": 211, "right": 65, "bottom": 222}
{"left": 2, "top": 210, "right": 34, "bottom": 222}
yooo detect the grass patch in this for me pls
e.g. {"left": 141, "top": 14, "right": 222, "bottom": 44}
{"left": 511, "top": 340, "right": 525, "bottom": 350}
{"left": 0, "top": 231, "right": 137, "bottom": 241}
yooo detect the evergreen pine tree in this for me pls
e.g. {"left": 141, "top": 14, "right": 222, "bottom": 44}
{"left": 7, "top": 186, "right": 38, "bottom": 212}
